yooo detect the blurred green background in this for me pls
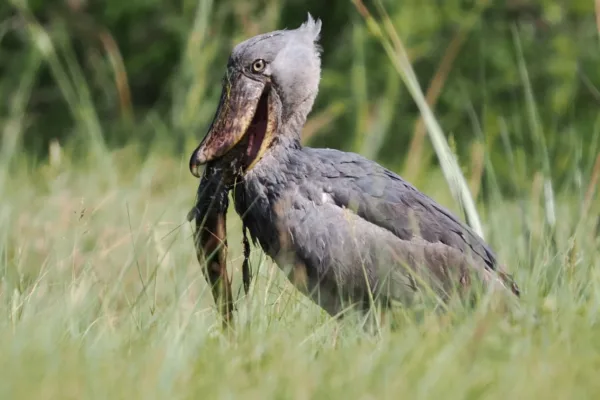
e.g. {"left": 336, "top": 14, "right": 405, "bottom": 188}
{"left": 1, "top": 0, "right": 599, "bottom": 195}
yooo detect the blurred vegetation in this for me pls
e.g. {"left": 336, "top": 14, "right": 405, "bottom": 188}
{"left": 1, "top": 0, "right": 599, "bottom": 197}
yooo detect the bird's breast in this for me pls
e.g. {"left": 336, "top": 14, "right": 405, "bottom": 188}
{"left": 233, "top": 172, "right": 288, "bottom": 258}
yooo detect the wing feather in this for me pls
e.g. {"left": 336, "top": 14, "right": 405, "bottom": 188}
{"left": 299, "top": 148, "right": 519, "bottom": 295}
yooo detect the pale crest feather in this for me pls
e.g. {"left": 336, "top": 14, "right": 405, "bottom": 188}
{"left": 298, "top": 13, "right": 322, "bottom": 42}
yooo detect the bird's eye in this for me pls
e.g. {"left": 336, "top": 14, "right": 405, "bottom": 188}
{"left": 251, "top": 59, "right": 266, "bottom": 73}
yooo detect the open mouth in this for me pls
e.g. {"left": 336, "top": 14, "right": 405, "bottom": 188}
{"left": 240, "top": 89, "right": 269, "bottom": 170}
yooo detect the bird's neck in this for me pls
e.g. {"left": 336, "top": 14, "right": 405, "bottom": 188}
{"left": 267, "top": 116, "right": 304, "bottom": 155}
{"left": 279, "top": 92, "right": 317, "bottom": 145}
{"left": 242, "top": 99, "right": 314, "bottom": 177}
{"left": 243, "top": 127, "right": 301, "bottom": 185}
{"left": 282, "top": 112, "right": 306, "bottom": 143}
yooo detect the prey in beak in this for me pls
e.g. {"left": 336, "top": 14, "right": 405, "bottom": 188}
{"left": 189, "top": 69, "right": 277, "bottom": 178}
{"left": 188, "top": 162, "right": 237, "bottom": 328}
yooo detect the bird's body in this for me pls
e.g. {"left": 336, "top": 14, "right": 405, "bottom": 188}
{"left": 189, "top": 15, "right": 519, "bottom": 321}
{"left": 233, "top": 137, "right": 516, "bottom": 315}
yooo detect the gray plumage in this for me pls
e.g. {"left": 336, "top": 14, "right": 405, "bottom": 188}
{"left": 190, "top": 14, "right": 519, "bottom": 319}
{"left": 234, "top": 138, "right": 518, "bottom": 314}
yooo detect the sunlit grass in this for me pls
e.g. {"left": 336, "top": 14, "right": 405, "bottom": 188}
{"left": 0, "top": 145, "right": 598, "bottom": 398}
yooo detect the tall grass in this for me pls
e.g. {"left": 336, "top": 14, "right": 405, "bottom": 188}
{"left": 353, "top": 0, "right": 486, "bottom": 238}
{"left": 0, "top": 1, "right": 599, "bottom": 398}
{"left": 0, "top": 138, "right": 598, "bottom": 398}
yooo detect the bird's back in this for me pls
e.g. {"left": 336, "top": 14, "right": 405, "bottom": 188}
{"left": 302, "top": 147, "right": 499, "bottom": 266}
{"left": 237, "top": 144, "right": 519, "bottom": 315}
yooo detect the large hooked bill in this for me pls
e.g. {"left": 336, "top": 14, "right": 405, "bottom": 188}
{"left": 189, "top": 69, "right": 276, "bottom": 178}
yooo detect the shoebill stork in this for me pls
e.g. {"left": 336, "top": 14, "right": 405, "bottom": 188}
{"left": 188, "top": 15, "right": 519, "bottom": 324}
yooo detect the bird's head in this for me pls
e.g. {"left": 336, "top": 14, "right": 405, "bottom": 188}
{"left": 189, "top": 14, "right": 322, "bottom": 177}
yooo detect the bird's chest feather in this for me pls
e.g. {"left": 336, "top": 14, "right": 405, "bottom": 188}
{"left": 233, "top": 170, "right": 291, "bottom": 258}
{"left": 232, "top": 159, "right": 326, "bottom": 262}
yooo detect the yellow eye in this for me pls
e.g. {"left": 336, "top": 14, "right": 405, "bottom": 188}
{"left": 252, "top": 59, "right": 266, "bottom": 73}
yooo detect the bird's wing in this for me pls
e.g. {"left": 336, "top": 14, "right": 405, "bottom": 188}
{"left": 298, "top": 148, "right": 520, "bottom": 296}
{"left": 302, "top": 148, "right": 498, "bottom": 271}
